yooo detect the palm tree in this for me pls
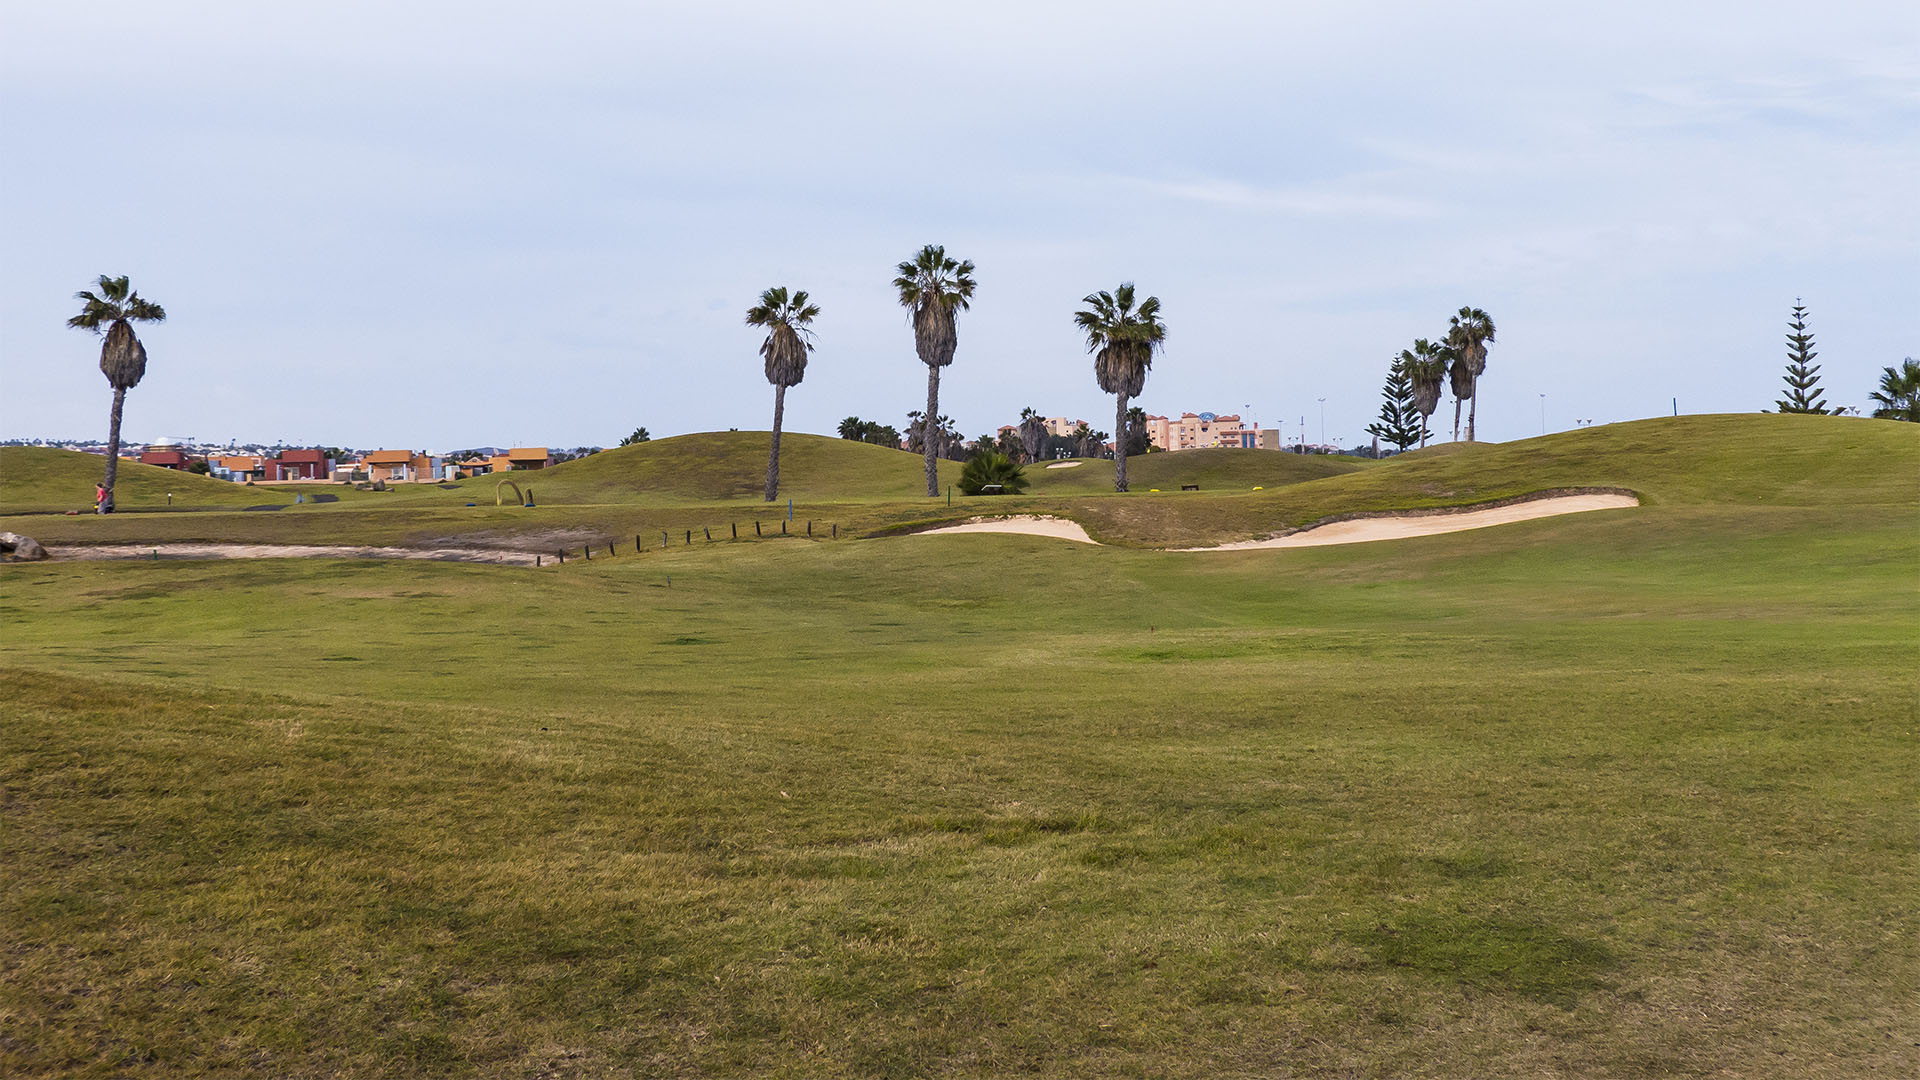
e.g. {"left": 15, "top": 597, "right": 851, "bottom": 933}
{"left": 1018, "top": 407, "right": 1047, "bottom": 463}
{"left": 68, "top": 275, "right": 166, "bottom": 513}
{"left": 1869, "top": 357, "right": 1920, "bottom": 422}
{"left": 1403, "top": 340, "right": 1450, "bottom": 449}
{"left": 1074, "top": 283, "right": 1167, "bottom": 491}
{"left": 893, "top": 244, "right": 977, "bottom": 496}
{"left": 1446, "top": 307, "right": 1497, "bottom": 441}
{"left": 745, "top": 287, "right": 819, "bottom": 502}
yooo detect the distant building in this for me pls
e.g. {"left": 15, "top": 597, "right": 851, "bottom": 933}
{"left": 138, "top": 449, "right": 194, "bottom": 470}
{"left": 1042, "top": 417, "right": 1085, "bottom": 438}
{"left": 210, "top": 455, "right": 265, "bottom": 482}
{"left": 1143, "top": 412, "right": 1260, "bottom": 451}
{"left": 359, "top": 450, "right": 439, "bottom": 483}
{"left": 267, "top": 449, "right": 330, "bottom": 480}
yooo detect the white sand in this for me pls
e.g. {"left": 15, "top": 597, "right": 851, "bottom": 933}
{"left": 51, "top": 543, "right": 545, "bottom": 566}
{"left": 1184, "top": 493, "right": 1640, "bottom": 550}
{"left": 1043, "top": 460, "right": 1084, "bottom": 469}
{"left": 915, "top": 516, "right": 1098, "bottom": 544}
{"left": 912, "top": 494, "right": 1638, "bottom": 551}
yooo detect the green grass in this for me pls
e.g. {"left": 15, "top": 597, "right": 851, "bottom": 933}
{"left": 3, "top": 415, "right": 1917, "bottom": 1076}
{"left": 0, "top": 446, "right": 281, "bottom": 512}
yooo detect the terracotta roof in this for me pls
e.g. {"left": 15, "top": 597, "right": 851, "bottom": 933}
{"left": 362, "top": 450, "right": 418, "bottom": 464}
{"left": 506, "top": 447, "right": 549, "bottom": 460}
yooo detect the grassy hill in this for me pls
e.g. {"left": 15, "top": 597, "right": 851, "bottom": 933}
{"left": 1024, "top": 446, "right": 1366, "bottom": 495}
{"left": 1061, "top": 414, "right": 1920, "bottom": 546}
{"left": 0, "top": 447, "right": 281, "bottom": 513}
{"left": 435, "top": 431, "right": 967, "bottom": 505}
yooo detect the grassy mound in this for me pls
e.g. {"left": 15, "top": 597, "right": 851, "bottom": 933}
{"left": 0, "top": 447, "right": 279, "bottom": 513}
{"left": 1066, "top": 414, "right": 1919, "bottom": 546}
{"left": 1026, "top": 447, "right": 1365, "bottom": 494}
{"left": 439, "top": 431, "right": 966, "bottom": 505}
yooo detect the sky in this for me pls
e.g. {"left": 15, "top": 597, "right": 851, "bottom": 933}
{"left": 2, "top": 1, "right": 1915, "bottom": 450}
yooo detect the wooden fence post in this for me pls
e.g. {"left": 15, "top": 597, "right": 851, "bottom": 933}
{"left": 704, "top": 527, "right": 711, "bottom": 541}
{"left": 536, "top": 555, "right": 542, "bottom": 567}
{"left": 832, "top": 524, "right": 837, "bottom": 538}
{"left": 685, "top": 530, "right": 691, "bottom": 544}
{"left": 731, "top": 522, "right": 737, "bottom": 539}
{"left": 755, "top": 521, "right": 762, "bottom": 536}
{"left": 781, "top": 519, "right": 787, "bottom": 535}
{"left": 584, "top": 545, "right": 590, "bottom": 560}
{"left": 807, "top": 520, "right": 812, "bottom": 536}
{"left": 557, "top": 549, "right": 565, "bottom": 564}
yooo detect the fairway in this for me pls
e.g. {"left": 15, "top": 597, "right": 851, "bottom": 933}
{"left": 4, "top": 415, "right": 1917, "bottom": 1078}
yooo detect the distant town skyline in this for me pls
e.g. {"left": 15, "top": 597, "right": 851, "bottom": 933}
{"left": 3, "top": 2, "right": 1913, "bottom": 450}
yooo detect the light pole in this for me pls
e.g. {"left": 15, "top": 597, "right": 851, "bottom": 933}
{"left": 1539, "top": 393, "right": 1546, "bottom": 435}
{"left": 1317, "top": 398, "right": 1326, "bottom": 448}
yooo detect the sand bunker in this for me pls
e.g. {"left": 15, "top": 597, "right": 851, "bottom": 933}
{"left": 1043, "top": 460, "right": 1084, "bottom": 469}
{"left": 916, "top": 516, "right": 1099, "bottom": 544}
{"left": 1176, "top": 493, "right": 1639, "bottom": 550}
{"left": 914, "top": 493, "right": 1639, "bottom": 551}
{"left": 50, "top": 543, "right": 544, "bottom": 566}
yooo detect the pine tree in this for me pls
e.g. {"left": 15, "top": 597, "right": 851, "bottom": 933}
{"left": 1775, "top": 300, "right": 1829, "bottom": 414}
{"left": 1366, "top": 354, "right": 1423, "bottom": 451}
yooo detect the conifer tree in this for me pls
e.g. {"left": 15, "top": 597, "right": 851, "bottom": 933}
{"left": 1366, "top": 354, "right": 1423, "bottom": 451}
{"left": 1775, "top": 300, "right": 1830, "bottom": 414}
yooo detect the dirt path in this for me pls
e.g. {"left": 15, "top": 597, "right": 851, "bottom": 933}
{"left": 49, "top": 543, "right": 545, "bottom": 566}
{"left": 914, "top": 493, "right": 1640, "bottom": 550}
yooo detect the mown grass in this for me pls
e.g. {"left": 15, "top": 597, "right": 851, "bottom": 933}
{"left": 10, "top": 415, "right": 1913, "bottom": 554}
{"left": 0, "top": 446, "right": 275, "bottom": 512}
{"left": 4, "top": 461, "right": 1917, "bottom": 1077}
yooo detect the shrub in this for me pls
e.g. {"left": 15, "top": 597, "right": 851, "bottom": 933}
{"left": 960, "top": 451, "right": 1028, "bottom": 496}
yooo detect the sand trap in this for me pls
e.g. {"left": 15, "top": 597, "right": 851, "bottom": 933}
{"left": 911, "top": 493, "right": 1638, "bottom": 551}
{"left": 49, "top": 543, "right": 544, "bottom": 566}
{"left": 1043, "top": 460, "right": 1084, "bottom": 469}
{"left": 1176, "top": 493, "right": 1639, "bottom": 550}
{"left": 916, "top": 516, "right": 1098, "bottom": 544}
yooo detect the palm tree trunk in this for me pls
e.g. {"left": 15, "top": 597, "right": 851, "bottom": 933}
{"left": 924, "top": 364, "right": 941, "bottom": 497}
{"left": 1113, "top": 392, "right": 1130, "bottom": 492}
{"left": 1466, "top": 385, "right": 1478, "bottom": 442}
{"left": 1452, "top": 397, "right": 1462, "bottom": 442}
{"left": 100, "top": 384, "right": 126, "bottom": 513}
{"left": 764, "top": 383, "right": 785, "bottom": 502}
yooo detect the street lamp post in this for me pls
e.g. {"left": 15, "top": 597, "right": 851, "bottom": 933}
{"left": 1540, "top": 393, "right": 1546, "bottom": 435}
{"left": 1317, "top": 398, "right": 1326, "bottom": 448}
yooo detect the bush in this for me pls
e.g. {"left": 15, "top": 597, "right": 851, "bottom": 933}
{"left": 960, "top": 451, "right": 1029, "bottom": 496}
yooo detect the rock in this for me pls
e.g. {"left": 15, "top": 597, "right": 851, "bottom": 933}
{"left": 0, "top": 532, "right": 48, "bottom": 561}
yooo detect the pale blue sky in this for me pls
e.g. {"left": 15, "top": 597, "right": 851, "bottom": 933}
{"left": 3, "top": 1, "right": 1914, "bottom": 449}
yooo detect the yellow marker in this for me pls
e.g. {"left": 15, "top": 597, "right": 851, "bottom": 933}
{"left": 1149, "top": 488, "right": 1159, "bottom": 492}
{"left": 1253, "top": 486, "right": 1263, "bottom": 490}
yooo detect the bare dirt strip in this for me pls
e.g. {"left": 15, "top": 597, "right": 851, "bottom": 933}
{"left": 49, "top": 543, "right": 544, "bottom": 566}
{"left": 914, "top": 491, "right": 1640, "bottom": 550}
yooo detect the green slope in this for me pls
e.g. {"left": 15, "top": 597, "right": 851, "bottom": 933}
{"left": 1024, "top": 447, "right": 1366, "bottom": 494}
{"left": 0, "top": 447, "right": 281, "bottom": 513}
{"left": 434, "top": 431, "right": 967, "bottom": 505}
{"left": 1062, "top": 414, "right": 1920, "bottom": 546}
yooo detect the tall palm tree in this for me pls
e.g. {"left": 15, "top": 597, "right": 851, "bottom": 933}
{"left": 67, "top": 275, "right": 166, "bottom": 513}
{"left": 893, "top": 244, "right": 977, "bottom": 496}
{"left": 1018, "top": 406, "right": 1047, "bottom": 463}
{"left": 1402, "top": 340, "right": 1450, "bottom": 449}
{"left": 1446, "top": 306, "right": 1497, "bottom": 441}
{"left": 1074, "top": 283, "right": 1166, "bottom": 492}
{"left": 745, "top": 287, "right": 819, "bottom": 501}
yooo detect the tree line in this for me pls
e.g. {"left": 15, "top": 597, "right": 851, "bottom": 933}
{"left": 67, "top": 275, "right": 1920, "bottom": 512}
